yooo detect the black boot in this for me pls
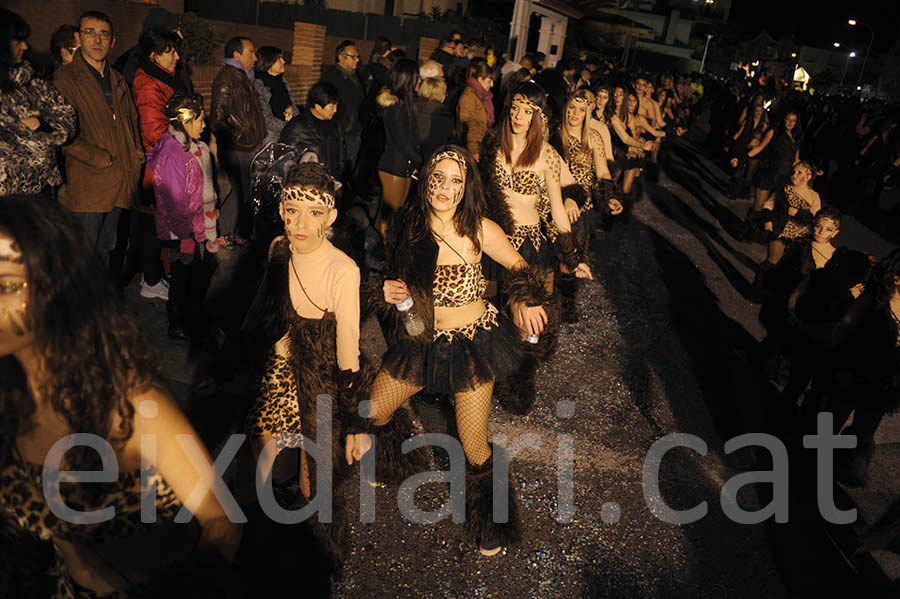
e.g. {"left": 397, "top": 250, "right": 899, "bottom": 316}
{"left": 556, "top": 272, "right": 580, "bottom": 324}
{"left": 496, "top": 354, "right": 538, "bottom": 415}
{"left": 369, "top": 408, "right": 433, "bottom": 486}
{"left": 465, "top": 444, "right": 522, "bottom": 555}
{"left": 167, "top": 261, "right": 190, "bottom": 341}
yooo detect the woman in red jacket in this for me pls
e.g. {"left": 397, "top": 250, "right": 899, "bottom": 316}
{"left": 133, "top": 28, "right": 190, "bottom": 301}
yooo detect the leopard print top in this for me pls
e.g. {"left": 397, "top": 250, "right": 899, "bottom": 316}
{"left": 433, "top": 263, "right": 487, "bottom": 308}
{"left": 780, "top": 185, "right": 813, "bottom": 240}
{"left": 0, "top": 442, "right": 182, "bottom": 545}
{"left": 564, "top": 130, "right": 604, "bottom": 207}
{"left": 493, "top": 158, "right": 543, "bottom": 195}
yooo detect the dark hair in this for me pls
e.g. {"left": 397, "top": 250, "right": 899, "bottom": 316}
{"left": 591, "top": 84, "right": 615, "bottom": 123}
{"left": 780, "top": 109, "right": 803, "bottom": 142}
{"left": 254, "top": 46, "right": 283, "bottom": 75}
{"left": 501, "top": 82, "right": 547, "bottom": 168}
{"left": 0, "top": 8, "right": 30, "bottom": 92}
{"left": 467, "top": 58, "right": 490, "bottom": 80}
{"left": 510, "top": 67, "right": 532, "bottom": 86}
{"left": 815, "top": 205, "right": 841, "bottom": 229}
{"left": 389, "top": 58, "right": 419, "bottom": 107}
{"left": 78, "top": 10, "right": 114, "bottom": 36}
{"left": 868, "top": 248, "right": 900, "bottom": 319}
{"left": 307, "top": 81, "right": 339, "bottom": 109}
{"left": 224, "top": 36, "right": 249, "bottom": 59}
{"left": 139, "top": 28, "right": 179, "bottom": 58}
{"left": 50, "top": 24, "right": 78, "bottom": 65}
{"left": 372, "top": 37, "right": 391, "bottom": 59}
{"left": 162, "top": 93, "right": 205, "bottom": 150}
{"left": 613, "top": 85, "right": 628, "bottom": 122}
{"left": 335, "top": 40, "right": 356, "bottom": 62}
{"left": 561, "top": 58, "right": 581, "bottom": 74}
{"left": 0, "top": 195, "right": 161, "bottom": 468}
{"left": 283, "top": 162, "right": 338, "bottom": 199}
{"left": 396, "top": 145, "right": 485, "bottom": 254}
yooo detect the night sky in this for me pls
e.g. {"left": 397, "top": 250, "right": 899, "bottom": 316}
{"left": 729, "top": 0, "right": 899, "bottom": 53}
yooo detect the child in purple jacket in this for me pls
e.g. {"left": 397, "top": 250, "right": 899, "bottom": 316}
{"left": 148, "top": 94, "right": 221, "bottom": 343}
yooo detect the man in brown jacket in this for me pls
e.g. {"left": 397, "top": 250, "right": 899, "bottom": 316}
{"left": 210, "top": 36, "right": 266, "bottom": 243}
{"left": 54, "top": 11, "right": 143, "bottom": 256}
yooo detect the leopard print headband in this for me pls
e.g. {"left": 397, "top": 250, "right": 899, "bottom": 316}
{"left": 281, "top": 185, "right": 335, "bottom": 209}
{"left": 571, "top": 97, "right": 590, "bottom": 107}
{"left": 428, "top": 150, "right": 467, "bottom": 177}
{"left": 512, "top": 93, "right": 549, "bottom": 129}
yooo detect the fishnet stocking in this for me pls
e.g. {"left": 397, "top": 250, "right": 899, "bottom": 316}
{"left": 370, "top": 369, "right": 424, "bottom": 425}
{"left": 454, "top": 381, "right": 494, "bottom": 466}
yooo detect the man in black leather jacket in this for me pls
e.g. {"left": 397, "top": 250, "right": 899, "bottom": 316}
{"left": 279, "top": 81, "right": 345, "bottom": 182}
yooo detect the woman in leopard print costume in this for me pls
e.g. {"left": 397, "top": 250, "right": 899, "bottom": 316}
{"left": 353, "top": 145, "right": 551, "bottom": 556}
{"left": 548, "top": 89, "right": 623, "bottom": 322}
{"left": 0, "top": 10, "right": 76, "bottom": 197}
{"left": 241, "top": 162, "right": 381, "bottom": 570}
{"left": 480, "top": 82, "right": 593, "bottom": 413}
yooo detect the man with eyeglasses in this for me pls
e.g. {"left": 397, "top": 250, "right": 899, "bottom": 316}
{"left": 321, "top": 40, "right": 364, "bottom": 176}
{"left": 54, "top": 10, "right": 143, "bottom": 263}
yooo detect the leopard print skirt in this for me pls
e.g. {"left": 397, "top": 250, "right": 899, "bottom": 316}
{"left": 247, "top": 353, "right": 304, "bottom": 453}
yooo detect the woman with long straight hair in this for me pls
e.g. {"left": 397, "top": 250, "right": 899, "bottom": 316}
{"left": 376, "top": 58, "right": 422, "bottom": 236}
{"left": 550, "top": 89, "right": 622, "bottom": 321}
{"left": 481, "top": 82, "right": 593, "bottom": 413}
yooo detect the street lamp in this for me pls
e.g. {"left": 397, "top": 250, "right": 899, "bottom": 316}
{"left": 848, "top": 18, "right": 875, "bottom": 90}
{"left": 699, "top": 33, "right": 713, "bottom": 74}
{"left": 840, "top": 50, "right": 855, "bottom": 87}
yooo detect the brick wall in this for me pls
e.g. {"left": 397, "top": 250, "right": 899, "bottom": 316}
{"left": 418, "top": 37, "right": 439, "bottom": 63}
{"left": 292, "top": 22, "right": 327, "bottom": 108}
{"left": 9, "top": 0, "right": 294, "bottom": 65}
{"left": 8, "top": 0, "right": 153, "bottom": 65}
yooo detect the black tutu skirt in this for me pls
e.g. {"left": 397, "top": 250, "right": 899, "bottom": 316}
{"left": 380, "top": 307, "right": 522, "bottom": 395}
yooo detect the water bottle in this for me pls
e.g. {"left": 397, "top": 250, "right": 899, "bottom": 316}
{"left": 396, "top": 296, "right": 426, "bottom": 336}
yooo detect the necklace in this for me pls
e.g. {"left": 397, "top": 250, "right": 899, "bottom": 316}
{"left": 431, "top": 228, "right": 469, "bottom": 264}
{"left": 289, "top": 254, "right": 326, "bottom": 314}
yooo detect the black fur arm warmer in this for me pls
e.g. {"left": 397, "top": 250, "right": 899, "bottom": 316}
{"left": 504, "top": 263, "right": 553, "bottom": 307}
{"left": 554, "top": 229, "right": 586, "bottom": 271}
{"left": 561, "top": 183, "right": 589, "bottom": 210}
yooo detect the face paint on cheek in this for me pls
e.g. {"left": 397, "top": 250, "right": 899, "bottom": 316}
{"left": 427, "top": 177, "right": 439, "bottom": 202}
{"left": 285, "top": 218, "right": 291, "bottom": 226}
{"left": 316, "top": 224, "right": 325, "bottom": 239}
{"left": 2, "top": 305, "right": 27, "bottom": 336}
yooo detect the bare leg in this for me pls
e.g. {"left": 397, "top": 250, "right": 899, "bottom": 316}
{"left": 622, "top": 168, "right": 637, "bottom": 194}
{"left": 753, "top": 188, "right": 771, "bottom": 212}
{"left": 766, "top": 239, "right": 785, "bottom": 265}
